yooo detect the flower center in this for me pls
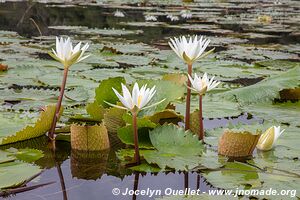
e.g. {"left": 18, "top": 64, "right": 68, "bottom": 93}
{"left": 201, "top": 80, "right": 207, "bottom": 88}
{"left": 137, "top": 95, "right": 143, "bottom": 107}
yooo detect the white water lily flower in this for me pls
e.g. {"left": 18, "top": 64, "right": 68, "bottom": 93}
{"left": 50, "top": 37, "right": 89, "bottom": 68}
{"left": 180, "top": 10, "right": 192, "bottom": 19}
{"left": 167, "top": 14, "right": 179, "bottom": 21}
{"left": 188, "top": 73, "right": 220, "bottom": 95}
{"left": 106, "top": 83, "right": 165, "bottom": 113}
{"left": 169, "top": 35, "right": 211, "bottom": 64}
{"left": 114, "top": 9, "right": 125, "bottom": 17}
{"left": 145, "top": 15, "right": 157, "bottom": 21}
{"left": 256, "top": 126, "right": 285, "bottom": 151}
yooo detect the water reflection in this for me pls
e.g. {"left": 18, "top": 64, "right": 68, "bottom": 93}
{"left": 70, "top": 149, "right": 109, "bottom": 180}
{"left": 1, "top": 113, "right": 259, "bottom": 199}
{"left": 132, "top": 172, "right": 139, "bottom": 200}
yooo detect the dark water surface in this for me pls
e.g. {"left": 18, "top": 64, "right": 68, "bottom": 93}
{"left": 2, "top": 114, "right": 258, "bottom": 200}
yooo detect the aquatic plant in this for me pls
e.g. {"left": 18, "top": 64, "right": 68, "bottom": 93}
{"left": 169, "top": 35, "right": 213, "bottom": 130}
{"left": 256, "top": 126, "right": 285, "bottom": 151}
{"left": 188, "top": 73, "right": 220, "bottom": 141}
{"left": 48, "top": 37, "right": 89, "bottom": 140}
{"left": 106, "top": 83, "right": 164, "bottom": 164}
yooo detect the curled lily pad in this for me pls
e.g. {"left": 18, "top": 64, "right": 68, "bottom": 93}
{"left": 0, "top": 104, "right": 62, "bottom": 145}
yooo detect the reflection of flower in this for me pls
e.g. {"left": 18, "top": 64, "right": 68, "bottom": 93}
{"left": 188, "top": 73, "right": 220, "bottom": 95}
{"left": 180, "top": 10, "right": 192, "bottom": 19}
{"left": 145, "top": 15, "right": 157, "bottom": 21}
{"left": 49, "top": 37, "right": 89, "bottom": 68}
{"left": 169, "top": 35, "right": 211, "bottom": 64}
{"left": 257, "top": 126, "right": 285, "bottom": 151}
{"left": 114, "top": 9, "right": 125, "bottom": 17}
{"left": 106, "top": 83, "right": 164, "bottom": 113}
{"left": 167, "top": 14, "right": 179, "bottom": 21}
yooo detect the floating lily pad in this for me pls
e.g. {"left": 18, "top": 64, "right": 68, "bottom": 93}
{"left": 221, "top": 67, "right": 300, "bottom": 105}
{"left": 143, "top": 124, "right": 204, "bottom": 171}
{"left": 0, "top": 148, "right": 43, "bottom": 189}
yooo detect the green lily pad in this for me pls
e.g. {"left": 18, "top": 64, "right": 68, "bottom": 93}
{"left": 95, "top": 77, "right": 126, "bottom": 108}
{"left": 0, "top": 104, "right": 61, "bottom": 145}
{"left": 117, "top": 117, "right": 156, "bottom": 148}
{"left": 137, "top": 79, "right": 185, "bottom": 116}
{"left": 0, "top": 161, "right": 41, "bottom": 189}
{"left": 221, "top": 67, "right": 300, "bottom": 105}
{"left": 143, "top": 124, "right": 204, "bottom": 171}
{"left": 202, "top": 162, "right": 261, "bottom": 190}
{"left": 0, "top": 148, "right": 43, "bottom": 189}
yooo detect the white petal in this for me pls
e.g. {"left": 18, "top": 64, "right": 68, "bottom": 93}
{"left": 121, "top": 83, "right": 133, "bottom": 108}
{"left": 112, "top": 88, "right": 131, "bottom": 109}
{"left": 104, "top": 101, "right": 128, "bottom": 110}
{"left": 132, "top": 83, "right": 140, "bottom": 106}
{"left": 73, "top": 42, "right": 81, "bottom": 53}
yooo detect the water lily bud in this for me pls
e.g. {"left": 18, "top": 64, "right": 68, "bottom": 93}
{"left": 256, "top": 126, "right": 285, "bottom": 151}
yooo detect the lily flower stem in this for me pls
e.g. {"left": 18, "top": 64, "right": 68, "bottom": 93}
{"left": 132, "top": 112, "right": 140, "bottom": 164}
{"left": 198, "top": 95, "right": 204, "bottom": 142}
{"left": 185, "top": 63, "right": 192, "bottom": 130}
{"left": 49, "top": 67, "right": 69, "bottom": 140}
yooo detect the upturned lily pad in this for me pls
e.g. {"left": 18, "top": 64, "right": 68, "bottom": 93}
{"left": 86, "top": 101, "right": 105, "bottom": 121}
{"left": 0, "top": 104, "right": 62, "bottom": 145}
{"left": 103, "top": 106, "right": 126, "bottom": 133}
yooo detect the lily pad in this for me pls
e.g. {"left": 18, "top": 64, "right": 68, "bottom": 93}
{"left": 117, "top": 117, "right": 156, "bottom": 148}
{"left": 0, "top": 104, "right": 62, "bottom": 145}
{"left": 143, "top": 124, "right": 204, "bottom": 171}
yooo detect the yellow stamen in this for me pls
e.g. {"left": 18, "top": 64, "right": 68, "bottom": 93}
{"left": 137, "top": 95, "right": 143, "bottom": 107}
{"left": 202, "top": 80, "right": 207, "bottom": 88}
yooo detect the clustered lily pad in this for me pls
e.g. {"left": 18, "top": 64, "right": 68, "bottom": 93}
{"left": 0, "top": 4, "right": 299, "bottom": 199}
